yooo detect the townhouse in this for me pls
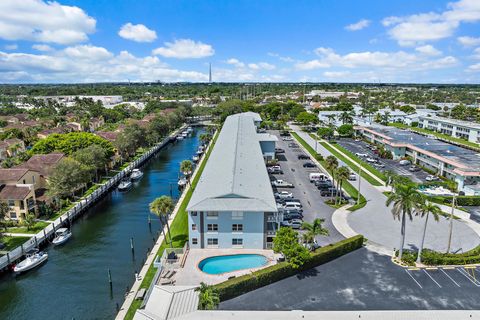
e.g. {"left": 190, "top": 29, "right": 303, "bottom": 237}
{"left": 417, "top": 116, "right": 480, "bottom": 144}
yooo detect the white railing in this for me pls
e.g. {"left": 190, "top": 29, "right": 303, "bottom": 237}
{"left": 0, "top": 125, "right": 188, "bottom": 270}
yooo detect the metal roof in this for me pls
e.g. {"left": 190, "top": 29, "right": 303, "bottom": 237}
{"left": 187, "top": 112, "right": 277, "bottom": 213}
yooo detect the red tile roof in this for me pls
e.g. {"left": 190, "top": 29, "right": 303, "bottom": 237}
{"left": 16, "top": 153, "right": 64, "bottom": 176}
{"left": 0, "top": 168, "right": 29, "bottom": 182}
{"left": 96, "top": 131, "right": 118, "bottom": 142}
{"left": 0, "top": 184, "right": 31, "bottom": 200}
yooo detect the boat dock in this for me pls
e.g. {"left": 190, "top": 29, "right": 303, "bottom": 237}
{"left": 0, "top": 125, "right": 187, "bottom": 271}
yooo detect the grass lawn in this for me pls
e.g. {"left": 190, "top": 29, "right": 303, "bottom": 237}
{"left": 7, "top": 221, "right": 50, "bottom": 234}
{"left": 0, "top": 236, "right": 31, "bottom": 253}
{"left": 124, "top": 133, "right": 218, "bottom": 320}
{"left": 388, "top": 123, "right": 480, "bottom": 151}
{"left": 291, "top": 132, "right": 367, "bottom": 211}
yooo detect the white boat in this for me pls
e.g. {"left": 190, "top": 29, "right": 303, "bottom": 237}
{"left": 14, "top": 250, "right": 48, "bottom": 274}
{"left": 130, "top": 168, "right": 144, "bottom": 181}
{"left": 196, "top": 146, "right": 204, "bottom": 155}
{"left": 178, "top": 178, "right": 187, "bottom": 187}
{"left": 181, "top": 132, "right": 188, "bottom": 137}
{"left": 186, "top": 126, "right": 193, "bottom": 132}
{"left": 52, "top": 228, "right": 72, "bottom": 246}
{"left": 176, "top": 135, "right": 184, "bottom": 141}
{"left": 118, "top": 179, "right": 132, "bottom": 191}
{"left": 192, "top": 155, "right": 199, "bottom": 162}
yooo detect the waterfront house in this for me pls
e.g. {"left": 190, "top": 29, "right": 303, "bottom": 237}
{"left": 16, "top": 153, "right": 65, "bottom": 189}
{"left": 187, "top": 112, "right": 280, "bottom": 249}
{"left": 0, "top": 168, "right": 40, "bottom": 220}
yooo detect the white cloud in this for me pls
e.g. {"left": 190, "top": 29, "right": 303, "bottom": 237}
{"left": 0, "top": 48, "right": 208, "bottom": 83}
{"left": 323, "top": 71, "right": 351, "bottom": 78}
{"left": 248, "top": 62, "right": 275, "bottom": 70}
{"left": 295, "top": 47, "right": 457, "bottom": 72}
{"left": 466, "top": 62, "right": 480, "bottom": 72}
{"left": 32, "top": 44, "right": 53, "bottom": 52}
{"left": 415, "top": 45, "right": 442, "bottom": 56}
{"left": 118, "top": 23, "right": 157, "bottom": 43}
{"left": 458, "top": 36, "right": 480, "bottom": 47}
{"left": 345, "top": 19, "right": 371, "bottom": 31}
{"left": 383, "top": 0, "right": 480, "bottom": 46}
{"left": 152, "top": 39, "right": 214, "bottom": 59}
{"left": 4, "top": 44, "right": 17, "bottom": 50}
{"left": 226, "top": 58, "right": 245, "bottom": 68}
{"left": 64, "top": 45, "right": 113, "bottom": 60}
{"left": 0, "top": 0, "right": 96, "bottom": 45}
{"left": 472, "top": 47, "right": 480, "bottom": 59}
{"left": 268, "top": 52, "right": 294, "bottom": 62}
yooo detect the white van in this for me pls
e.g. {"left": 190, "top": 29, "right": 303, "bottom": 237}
{"left": 309, "top": 172, "right": 329, "bottom": 182}
{"left": 284, "top": 200, "right": 302, "bottom": 208}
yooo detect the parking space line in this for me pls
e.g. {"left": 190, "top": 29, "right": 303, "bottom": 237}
{"left": 457, "top": 268, "right": 480, "bottom": 287}
{"left": 440, "top": 269, "right": 461, "bottom": 287}
{"left": 404, "top": 269, "right": 423, "bottom": 289}
{"left": 423, "top": 269, "right": 442, "bottom": 288}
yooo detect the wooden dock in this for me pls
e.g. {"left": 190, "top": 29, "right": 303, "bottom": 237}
{"left": 0, "top": 126, "right": 187, "bottom": 271}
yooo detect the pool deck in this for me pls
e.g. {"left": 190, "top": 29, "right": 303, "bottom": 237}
{"left": 175, "top": 248, "right": 277, "bottom": 286}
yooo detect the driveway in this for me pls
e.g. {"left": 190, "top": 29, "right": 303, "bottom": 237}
{"left": 291, "top": 126, "right": 480, "bottom": 253}
{"left": 271, "top": 130, "right": 343, "bottom": 246}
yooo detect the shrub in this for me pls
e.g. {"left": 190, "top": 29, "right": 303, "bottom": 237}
{"left": 214, "top": 235, "right": 364, "bottom": 301}
{"left": 395, "top": 249, "right": 417, "bottom": 266}
{"left": 421, "top": 246, "right": 480, "bottom": 265}
{"left": 427, "top": 195, "right": 480, "bottom": 206}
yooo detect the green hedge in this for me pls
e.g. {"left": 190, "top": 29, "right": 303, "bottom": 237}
{"left": 400, "top": 245, "right": 480, "bottom": 265}
{"left": 214, "top": 235, "right": 364, "bottom": 301}
{"left": 427, "top": 195, "right": 480, "bottom": 206}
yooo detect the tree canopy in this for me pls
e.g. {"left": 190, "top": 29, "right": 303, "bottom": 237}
{"left": 31, "top": 132, "right": 114, "bottom": 157}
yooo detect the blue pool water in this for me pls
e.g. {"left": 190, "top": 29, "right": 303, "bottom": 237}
{"left": 199, "top": 254, "right": 268, "bottom": 274}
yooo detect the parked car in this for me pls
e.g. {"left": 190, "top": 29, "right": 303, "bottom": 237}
{"left": 310, "top": 172, "right": 329, "bottom": 182}
{"left": 426, "top": 175, "right": 440, "bottom": 181}
{"left": 275, "top": 148, "right": 285, "bottom": 154}
{"left": 268, "top": 166, "right": 283, "bottom": 174}
{"left": 272, "top": 180, "right": 294, "bottom": 188}
{"left": 298, "top": 154, "right": 310, "bottom": 160}
{"left": 275, "top": 191, "right": 293, "bottom": 199}
{"left": 348, "top": 173, "right": 357, "bottom": 181}
{"left": 316, "top": 181, "right": 333, "bottom": 190}
{"left": 278, "top": 208, "right": 303, "bottom": 216}
{"left": 303, "top": 241, "right": 321, "bottom": 251}
{"left": 366, "top": 157, "right": 376, "bottom": 163}
{"left": 408, "top": 166, "right": 420, "bottom": 172}
{"left": 283, "top": 213, "right": 304, "bottom": 221}
{"left": 284, "top": 200, "right": 302, "bottom": 208}
{"left": 320, "top": 188, "right": 341, "bottom": 197}
{"left": 374, "top": 162, "right": 385, "bottom": 168}
{"left": 281, "top": 219, "right": 303, "bottom": 229}
{"left": 355, "top": 152, "right": 368, "bottom": 157}
{"left": 288, "top": 143, "right": 299, "bottom": 148}
{"left": 399, "top": 159, "right": 411, "bottom": 166}
{"left": 303, "top": 162, "right": 316, "bottom": 168}
{"left": 282, "top": 137, "right": 293, "bottom": 141}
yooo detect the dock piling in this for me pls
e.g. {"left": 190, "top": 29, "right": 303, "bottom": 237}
{"left": 130, "top": 237, "right": 135, "bottom": 255}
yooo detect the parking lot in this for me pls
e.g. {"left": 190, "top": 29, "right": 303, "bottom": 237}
{"left": 220, "top": 248, "right": 480, "bottom": 311}
{"left": 269, "top": 130, "right": 344, "bottom": 245}
{"left": 336, "top": 138, "right": 430, "bottom": 183}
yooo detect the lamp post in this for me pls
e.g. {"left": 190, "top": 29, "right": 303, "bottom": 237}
{"left": 446, "top": 193, "right": 456, "bottom": 253}
{"left": 357, "top": 162, "right": 362, "bottom": 205}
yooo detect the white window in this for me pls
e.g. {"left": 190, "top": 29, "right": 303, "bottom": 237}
{"left": 232, "top": 212, "right": 243, "bottom": 220}
{"left": 191, "top": 211, "right": 197, "bottom": 216}
{"left": 207, "top": 224, "right": 218, "bottom": 232}
{"left": 206, "top": 212, "right": 218, "bottom": 219}
{"left": 192, "top": 224, "right": 197, "bottom": 231}
{"left": 232, "top": 238, "right": 243, "bottom": 246}
{"left": 207, "top": 238, "right": 218, "bottom": 246}
{"left": 232, "top": 224, "right": 243, "bottom": 232}
{"left": 192, "top": 238, "right": 198, "bottom": 245}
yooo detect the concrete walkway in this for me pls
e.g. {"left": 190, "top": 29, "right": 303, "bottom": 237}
{"left": 291, "top": 125, "right": 480, "bottom": 255}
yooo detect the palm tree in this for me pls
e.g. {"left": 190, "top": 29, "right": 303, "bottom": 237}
{"left": 382, "top": 111, "right": 391, "bottom": 125}
{"left": 149, "top": 196, "right": 175, "bottom": 248}
{"left": 301, "top": 218, "right": 329, "bottom": 244}
{"left": 326, "top": 114, "right": 336, "bottom": 126}
{"left": 385, "top": 184, "right": 423, "bottom": 261}
{"left": 23, "top": 213, "right": 36, "bottom": 231}
{"left": 196, "top": 282, "right": 220, "bottom": 310}
{"left": 416, "top": 200, "right": 442, "bottom": 263}
{"left": 199, "top": 133, "right": 211, "bottom": 146}
{"left": 339, "top": 111, "right": 354, "bottom": 124}
{"left": 180, "top": 160, "right": 193, "bottom": 177}
{"left": 325, "top": 156, "right": 338, "bottom": 202}
{"left": 384, "top": 170, "right": 397, "bottom": 190}
{"left": 335, "top": 166, "right": 350, "bottom": 205}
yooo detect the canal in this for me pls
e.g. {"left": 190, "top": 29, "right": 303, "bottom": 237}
{"left": 0, "top": 127, "right": 205, "bottom": 320}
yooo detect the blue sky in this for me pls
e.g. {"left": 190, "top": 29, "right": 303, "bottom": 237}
{"left": 0, "top": 0, "right": 479, "bottom": 83}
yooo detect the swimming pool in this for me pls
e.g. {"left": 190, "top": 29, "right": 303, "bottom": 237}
{"left": 198, "top": 254, "right": 268, "bottom": 274}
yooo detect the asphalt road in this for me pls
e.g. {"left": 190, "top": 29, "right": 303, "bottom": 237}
{"left": 271, "top": 130, "right": 344, "bottom": 245}
{"left": 220, "top": 248, "right": 480, "bottom": 311}
{"left": 336, "top": 138, "right": 430, "bottom": 183}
